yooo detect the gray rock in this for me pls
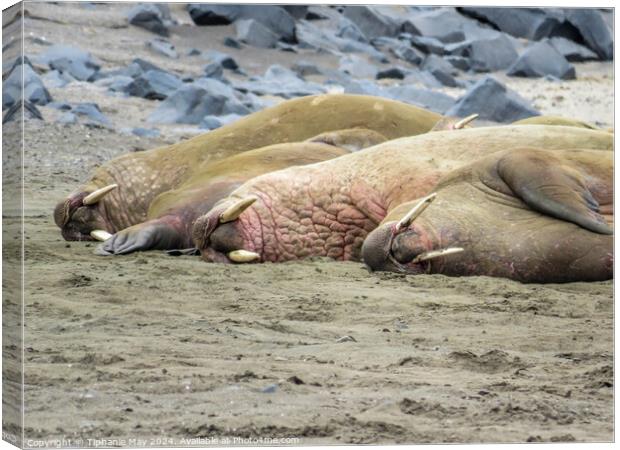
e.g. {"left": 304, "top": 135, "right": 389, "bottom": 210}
{"left": 421, "top": 55, "right": 461, "bottom": 87}
{"left": 146, "top": 38, "right": 178, "bottom": 59}
{"left": 448, "top": 34, "right": 518, "bottom": 72}
{"left": 223, "top": 37, "right": 242, "bottom": 49}
{"left": 3, "top": 63, "right": 52, "bottom": 110}
{"left": 239, "top": 6, "right": 297, "bottom": 43}
{"left": 72, "top": 103, "right": 111, "bottom": 127}
{"left": 508, "top": 41, "right": 576, "bottom": 80}
{"left": 236, "top": 19, "right": 278, "bottom": 49}
{"left": 458, "top": 7, "right": 562, "bottom": 40}
{"left": 339, "top": 55, "right": 378, "bottom": 79}
{"left": 126, "top": 70, "right": 183, "bottom": 100}
{"left": 546, "top": 37, "right": 597, "bottom": 62}
{"left": 187, "top": 48, "right": 201, "bottom": 56}
{"left": 385, "top": 85, "right": 456, "bottom": 114}
{"left": 127, "top": 3, "right": 170, "bottom": 36}
{"left": 199, "top": 113, "right": 243, "bottom": 130}
{"left": 292, "top": 61, "right": 323, "bottom": 77}
{"left": 130, "top": 127, "right": 160, "bottom": 138}
{"left": 47, "top": 101, "right": 72, "bottom": 111}
{"left": 57, "top": 112, "right": 77, "bottom": 124}
{"left": 276, "top": 42, "right": 297, "bottom": 53}
{"left": 446, "top": 76, "right": 539, "bottom": 123}
{"left": 402, "top": 9, "right": 466, "bottom": 43}
{"left": 187, "top": 4, "right": 242, "bottom": 25}
{"left": 42, "top": 69, "right": 74, "bottom": 88}
{"left": 410, "top": 35, "right": 447, "bottom": 55}
{"left": 445, "top": 56, "right": 470, "bottom": 71}
{"left": 3, "top": 100, "right": 43, "bottom": 124}
{"left": 203, "top": 63, "right": 224, "bottom": 80}
{"left": 95, "top": 75, "right": 134, "bottom": 93}
{"left": 148, "top": 85, "right": 228, "bottom": 124}
{"left": 38, "top": 45, "right": 100, "bottom": 81}
{"left": 564, "top": 9, "right": 613, "bottom": 60}
{"left": 234, "top": 65, "right": 326, "bottom": 98}
{"left": 373, "top": 37, "right": 423, "bottom": 65}
{"left": 282, "top": 5, "right": 308, "bottom": 20}
{"left": 203, "top": 50, "right": 239, "bottom": 70}
{"left": 376, "top": 67, "right": 409, "bottom": 80}
{"left": 336, "top": 17, "right": 368, "bottom": 43}
{"left": 343, "top": 6, "right": 400, "bottom": 40}
{"left": 403, "top": 69, "right": 444, "bottom": 89}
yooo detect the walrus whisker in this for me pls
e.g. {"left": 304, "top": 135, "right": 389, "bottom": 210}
{"left": 83, "top": 184, "right": 118, "bottom": 206}
{"left": 454, "top": 114, "right": 479, "bottom": 129}
{"left": 228, "top": 249, "right": 260, "bottom": 263}
{"left": 220, "top": 196, "right": 258, "bottom": 223}
{"left": 90, "top": 229, "right": 113, "bottom": 241}
{"left": 411, "top": 247, "right": 464, "bottom": 264}
{"left": 396, "top": 193, "right": 437, "bottom": 230}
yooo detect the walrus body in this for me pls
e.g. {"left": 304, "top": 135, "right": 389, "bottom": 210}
{"left": 512, "top": 115, "right": 602, "bottom": 130}
{"left": 362, "top": 148, "right": 613, "bottom": 282}
{"left": 54, "top": 94, "right": 442, "bottom": 248}
{"left": 192, "top": 125, "right": 612, "bottom": 265}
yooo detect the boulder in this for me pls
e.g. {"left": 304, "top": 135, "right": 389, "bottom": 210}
{"left": 507, "top": 41, "right": 576, "bottom": 80}
{"left": 546, "top": 36, "right": 597, "bottom": 62}
{"left": 42, "top": 69, "right": 74, "bottom": 88}
{"left": 373, "top": 37, "right": 424, "bottom": 65}
{"left": 3, "top": 100, "right": 43, "bottom": 124}
{"left": 376, "top": 67, "right": 409, "bottom": 80}
{"left": 564, "top": 9, "right": 613, "bottom": 60}
{"left": 146, "top": 38, "right": 178, "bottom": 59}
{"left": 291, "top": 61, "right": 323, "bottom": 77}
{"left": 3, "top": 63, "right": 52, "bottom": 110}
{"left": 336, "top": 17, "right": 368, "bottom": 43}
{"left": 236, "top": 19, "right": 278, "bottom": 49}
{"left": 186, "top": 4, "right": 242, "bottom": 25}
{"left": 38, "top": 45, "right": 100, "bottom": 81}
{"left": 203, "top": 63, "right": 224, "bottom": 80}
{"left": 458, "top": 7, "right": 563, "bottom": 40}
{"left": 410, "top": 35, "right": 447, "bottom": 55}
{"left": 343, "top": 6, "right": 400, "bottom": 40}
{"left": 147, "top": 85, "right": 228, "bottom": 124}
{"left": 223, "top": 37, "right": 242, "bottom": 49}
{"left": 203, "top": 50, "right": 239, "bottom": 70}
{"left": 385, "top": 85, "right": 456, "bottom": 114}
{"left": 282, "top": 5, "right": 308, "bottom": 20}
{"left": 127, "top": 3, "right": 171, "bottom": 36}
{"left": 72, "top": 103, "right": 112, "bottom": 127}
{"left": 421, "top": 55, "right": 461, "bottom": 87}
{"left": 239, "top": 6, "right": 297, "bottom": 43}
{"left": 339, "top": 54, "right": 378, "bottom": 79}
{"left": 126, "top": 69, "right": 183, "bottom": 100}
{"left": 233, "top": 65, "right": 326, "bottom": 98}
{"left": 447, "top": 34, "right": 518, "bottom": 72}
{"left": 95, "top": 75, "right": 134, "bottom": 94}
{"left": 402, "top": 9, "right": 467, "bottom": 43}
{"left": 446, "top": 76, "right": 539, "bottom": 123}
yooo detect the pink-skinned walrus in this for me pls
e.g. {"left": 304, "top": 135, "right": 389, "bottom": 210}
{"left": 191, "top": 125, "right": 612, "bottom": 265}
{"left": 54, "top": 94, "right": 446, "bottom": 252}
{"left": 361, "top": 148, "right": 613, "bottom": 283}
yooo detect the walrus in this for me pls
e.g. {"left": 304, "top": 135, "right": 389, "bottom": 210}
{"left": 191, "top": 125, "right": 612, "bottom": 264}
{"left": 54, "top": 94, "right": 442, "bottom": 245}
{"left": 511, "top": 115, "right": 602, "bottom": 130}
{"left": 361, "top": 148, "right": 613, "bottom": 283}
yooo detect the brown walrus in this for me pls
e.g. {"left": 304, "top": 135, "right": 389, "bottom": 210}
{"left": 54, "top": 94, "right": 442, "bottom": 249}
{"left": 192, "top": 125, "right": 612, "bottom": 264}
{"left": 361, "top": 148, "right": 613, "bottom": 282}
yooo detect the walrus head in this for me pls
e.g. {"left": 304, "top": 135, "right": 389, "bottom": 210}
{"left": 362, "top": 193, "right": 463, "bottom": 275}
{"left": 53, "top": 184, "right": 118, "bottom": 241}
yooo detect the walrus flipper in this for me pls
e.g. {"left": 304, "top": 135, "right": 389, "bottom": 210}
{"left": 497, "top": 150, "right": 612, "bottom": 235}
{"left": 99, "top": 218, "right": 189, "bottom": 255}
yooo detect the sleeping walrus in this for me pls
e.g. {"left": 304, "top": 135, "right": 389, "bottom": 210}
{"left": 362, "top": 148, "right": 613, "bottom": 282}
{"left": 54, "top": 94, "right": 442, "bottom": 248}
{"left": 192, "top": 125, "right": 612, "bottom": 265}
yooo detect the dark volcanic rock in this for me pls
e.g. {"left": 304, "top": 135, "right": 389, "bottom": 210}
{"left": 546, "top": 37, "right": 597, "bottom": 62}
{"left": 343, "top": 6, "right": 399, "bottom": 40}
{"left": 236, "top": 19, "right": 278, "bottom": 49}
{"left": 38, "top": 45, "right": 100, "bottom": 81}
{"left": 146, "top": 38, "right": 178, "bottom": 59}
{"left": 223, "top": 37, "right": 242, "bottom": 49}
{"left": 3, "top": 100, "right": 43, "bottom": 123}
{"left": 240, "top": 6, "right": 297, "bottom": 43}
{"left": 3, "top": 63, "right": 52, "bottom": 110}
{"left": 448, "top": 34, "right": 518, "bottom": 72}
{"left": 564, "top": 9, "right": 613, "bottom": 60}
{"left": 446, "top": 76, "right": 539, "bottom": 123}
{"left": 458, "top": 7, "right": 563, "bottom": 40}
{"left": 376, "top": 67, "right": 409, "bottom": 80}
{"left": 127, "top": 3, "right": 171, "bottom": 36}
{"left": 126, "top": 70, "right": 183, "bottom": 100}
{"left": 187, "top": 4, "right": 242, "bottom": 25}
{"left": 507, "top": 41, "right": 576, "bottom": 80}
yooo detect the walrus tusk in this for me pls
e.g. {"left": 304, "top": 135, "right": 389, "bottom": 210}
{"left": 228, "top": 249, "right": 260, "bottom": 263}
{"left": 90, "top": 229, "right": 113, "bottom": 241}
{"left": 411, "top": 247, "right": 464, "bottom": 264}
{"left": 220, "top": 196, "right": 258, "bottom": 223}
{"left": 83, "top": 184, "right": 118, "bottom": 206}
{"left": 396, "top": 193, "right": 437, "bottom": 230}
{"left": 454, "top": 114, "right": 479, "bottom": 129}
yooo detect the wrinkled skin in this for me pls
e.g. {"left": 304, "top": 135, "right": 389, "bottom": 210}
{"left": 54, "top": 94, "right": 443, "bottom": 251}
{"left": 362, "top": 148, "right": 613, "bottom": 283}
{"left": 192, "top": 125, "right": 612, "bottom": 265}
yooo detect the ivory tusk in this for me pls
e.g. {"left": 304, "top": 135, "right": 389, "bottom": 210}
{"left": 228, "top": 249, "right": 260, "bottom": 263}
{"left": 411, "top": 247, "right": 464, "bottom": 264}
{"left": 454, "top": 114, "right": 479, "bottom": 129}
{"left": 220, "top": 196, "right": 257, "bottom": 223}
{"left": 90, "top": 229, "right": 113, "bottom": 241}
{"left": 396, "top": 193, "right": 437, "bottom": 230}
{"left": 83, "top": 184, "right": 118, "bottom": 206}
